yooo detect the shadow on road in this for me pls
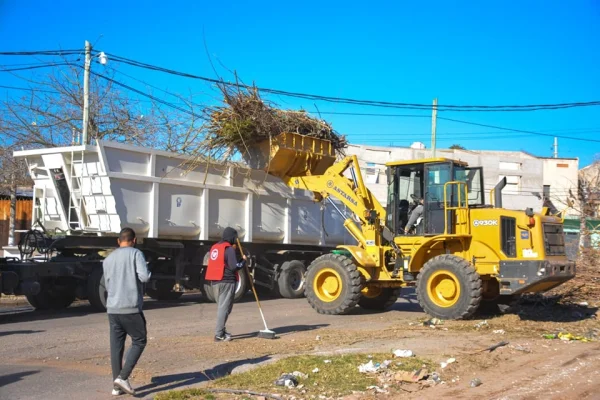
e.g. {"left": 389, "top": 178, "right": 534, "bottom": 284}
{"left": 135, "top": 355, "right": 271, "bottom": 398}
{"left": 232, "top": 323, "right": 330, "bottom": 339}
{"left": 0, "top": 370, "right": 39, "bottom": 387}
{"left": 0, "top": 329, "right": 45, "bottom": 337}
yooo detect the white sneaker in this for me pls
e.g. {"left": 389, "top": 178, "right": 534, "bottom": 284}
{"left": 112, "top": 388, "right": 123, "bottom": 396}
{"left": 113, "top": 378, "right": 135, "bottom": 395}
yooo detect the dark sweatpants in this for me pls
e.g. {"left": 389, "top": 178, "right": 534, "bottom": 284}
{"left": 108, "top": 313, "right": 147, "bottom": 381}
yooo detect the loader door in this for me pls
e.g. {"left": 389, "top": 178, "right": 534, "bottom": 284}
{"left": 424, "top": 162, "right": 453, "bottom": 234}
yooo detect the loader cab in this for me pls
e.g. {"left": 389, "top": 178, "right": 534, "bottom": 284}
{"left": 385, "top": 158, "right": 485, "bottom": 235}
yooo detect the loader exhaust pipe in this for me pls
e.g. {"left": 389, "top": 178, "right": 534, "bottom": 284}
{"left": 494, "top": 177, "right": 507, "bottom": 208}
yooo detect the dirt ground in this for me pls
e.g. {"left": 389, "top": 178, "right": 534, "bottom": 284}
{"left": 0, "top": 292, "right": 599, "bottom": 400}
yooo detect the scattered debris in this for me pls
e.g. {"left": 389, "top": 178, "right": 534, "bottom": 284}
{"left": 382, "top": 360, "right": 392, "bottom": 368}
{"left": 429, "top": 372, "right": 442, "bottom": 384}
{"left": 312, "top": 368, "right": 320, "bottom": 373}
{"left": 493, "top": 329, "right": 506, "bottom": 335}
{"left": 580, "top": 301, "right": 589, "bottom": 307}
{"left": 393, "top": 349, "right": 414, "bottom": 358}
{"left": 511, "top": 345, "right": 532, "bottom": 353}
{"left": 544, "top": 332, "right": 590, "bottom": 342}
{"left": 323, "top": 360, "right": 331, "bottom": 364}
{"left": 394, "top": 366, "right": 429, "bottom": 383}
{"left": 423, "top": 318, "right": 444, "bottom": 327}
{"left": 469, "top": 341, "right": 509, "bottom": 354}
{"left": 366, "top": 385, "right": 388, "bottom": 394}
{"left": 275, "top": 374, "right": 298, "bottom": 388}
{"left": 441, "top": 357, "right": 456, "bottom": 369}
{"left": 358, "top": 360, "right": 380, "bottom": 374}
{"left": 474, "top": 320, "right": 489, "bottom": 330}
{"left": 470, "top": 378, "right": 483, "bottom": 388}
{"left": 292, "top": 371, "right": 308, "bottom": 380}
{"left": 315, "top": 335, "right": 321, "bottom": 341}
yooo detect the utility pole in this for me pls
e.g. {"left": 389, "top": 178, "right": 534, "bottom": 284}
{"left": 553, "top": 137, "right": 558, "bottom": 158}
{"left": 82, "top": 40, "right": 91, "bottom": 145}
{"left": 431, "top": 98, "right": 438, "bottom": 157}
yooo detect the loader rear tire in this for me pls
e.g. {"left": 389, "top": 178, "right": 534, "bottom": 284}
{"left": 416, "top": 254, "right": 482, "bottom": 320}
{"left": 358, "top": 287, "right": 401, "bottom": 311}
{"left": 305, "top": 253, "right": 362, "bottom": 315}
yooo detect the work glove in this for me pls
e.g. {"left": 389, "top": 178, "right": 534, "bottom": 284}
{"left": 236, "top": 259, "right": 247, "bottom": 269}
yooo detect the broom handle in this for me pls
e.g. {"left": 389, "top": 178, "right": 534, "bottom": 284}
{"left": 237, "top": 239, "right": 269, "bottom": 330}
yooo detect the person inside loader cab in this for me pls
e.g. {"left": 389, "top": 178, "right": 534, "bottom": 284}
{"left": 206, "top": 227, "right": 247, "bottom": 342}
{"left": 405, "top": 197, "right": 424, "bottom": 234}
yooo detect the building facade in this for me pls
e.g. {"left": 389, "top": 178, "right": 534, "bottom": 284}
{"left": 345, "top": 144, "right": 578, "bottom": 215}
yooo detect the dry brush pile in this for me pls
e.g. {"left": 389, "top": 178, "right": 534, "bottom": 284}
{"left": 189, "top": 84, "right": 347, "bottom": 166}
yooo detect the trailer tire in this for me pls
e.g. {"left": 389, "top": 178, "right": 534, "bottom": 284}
{"left": 87, "top": 267, "right": 108, "bottom": 312}
{"left": 26, "top": 278, "right": 77, "bottom": 310}
{"left": 358, "top": 287, "right": 401, "bottom": 311}
{"left": 202, "top": 268, "right": 250, "bottom": 303}
{"left": 146, "top": 280, "right": 184, "bottom": 301}
{"left": 416, "top": 254, "right": 482, "bottom": 320}
{"left": 305, "top": 253, "right": 362, "bottom": 315}
{"left": 277, "top": 260, "right": 306, "bottom": 299}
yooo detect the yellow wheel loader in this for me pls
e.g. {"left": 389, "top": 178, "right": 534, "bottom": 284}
{"left": 249, "top": 132, "right": 575, "bottom": 319}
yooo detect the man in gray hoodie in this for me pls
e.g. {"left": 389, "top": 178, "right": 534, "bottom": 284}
{"left": 103, "top": 227, "right": 151, "bottom": 396}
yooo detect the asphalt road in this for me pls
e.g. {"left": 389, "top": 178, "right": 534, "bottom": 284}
{"left": 0, "top": 291, "right": 423, "bottom": 400}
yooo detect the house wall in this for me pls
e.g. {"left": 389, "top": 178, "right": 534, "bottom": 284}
{"left": 346, "top": 144, "right": 576, "bottom": 213}
{"left": 542, "top": 158, "right": 579, "bottom": 217}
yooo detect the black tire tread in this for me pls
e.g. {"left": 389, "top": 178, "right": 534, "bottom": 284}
{"left": 305, "top": 253, "right": 362, "bottom": 315}
{"left": 87, "top": 267, "right": 107, "bottom": 312}
{"left": 416, "top": 254, "right": 482, "bottom": 320}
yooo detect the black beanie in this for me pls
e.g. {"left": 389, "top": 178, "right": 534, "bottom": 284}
{"left": 222, "top": 227, "right": 238, "bottom": 245}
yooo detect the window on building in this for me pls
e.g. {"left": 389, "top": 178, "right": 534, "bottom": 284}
{"left": 499, "top": 161, "right": 521, "bottom": 171}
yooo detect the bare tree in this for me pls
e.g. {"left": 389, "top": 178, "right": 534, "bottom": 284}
{"left": 570, "top": 160, "right": 600, "bottom": 248}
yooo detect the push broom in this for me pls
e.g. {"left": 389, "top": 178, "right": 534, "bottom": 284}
{"left": 237, "top": 238, "right": 277, "bottom": 339}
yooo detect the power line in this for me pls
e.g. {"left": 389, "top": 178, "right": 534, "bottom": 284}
{"left": 90, "top": 71, "right": 205, "bottom": 120}
{"left": 4, "top": 49, "right": 600, "bottom": 112}
{"left": 105, "top": 53, "right": 600, "bottom": 113}
{"left": 0, "top": 62, "right": 73, "bottom": 72}
{"left": 0, "top": 84, "right": 59, "bottom": 94}
{"left": 0, "top": 50, "right": 80, "bottom": 56}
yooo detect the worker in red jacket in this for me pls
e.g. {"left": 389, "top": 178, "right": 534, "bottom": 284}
{"left": 206, "top": 227, "right": 247, "bottom": 342}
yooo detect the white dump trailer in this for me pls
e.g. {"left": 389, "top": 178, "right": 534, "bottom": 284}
{"left": 0, "top": 141, "right": 354, "bottom": 311}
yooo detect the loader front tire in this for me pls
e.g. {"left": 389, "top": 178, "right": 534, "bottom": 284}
{"left": 416, "top": 255, "right": 482, "bottom": 320}
{"left": 305, "top": 254, "right": 362, "bottom": 315}
{"left": 358, "top": 287, "right": 401, "bottom": 311}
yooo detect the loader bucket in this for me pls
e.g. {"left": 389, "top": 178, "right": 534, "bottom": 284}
{"left": 244, "top": 132, "right": 337, "bottom": 179}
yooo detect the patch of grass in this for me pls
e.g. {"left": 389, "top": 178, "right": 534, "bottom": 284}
{"left": 155, "top": 388, "right": 215, "bottom": 400}
{"left": 209, "top": 353, "right": 433, "bottom": 397}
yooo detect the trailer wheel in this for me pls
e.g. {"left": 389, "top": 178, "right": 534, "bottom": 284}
{"left": 87, "top": 267, "right": 108, "bottom": 312}
{"left": 146, "top": 280, "right": 184, "bottom": 301}
{"left": 26, "top": 278, "right": 77, "bottom": 310}
{"left": 416, "top": 255, "right": 482, "bottom": 320}
{"left": 358, "top": 286, "right": 401, "bottom": 310}
{"left": 202, "top": 268, "right": 250, "bottom": 303}
{"left": 277, "top": 260, "right": 306, "bottom": 299}
{"left": 305, "top": 253, "right": 362, "bottom": 315}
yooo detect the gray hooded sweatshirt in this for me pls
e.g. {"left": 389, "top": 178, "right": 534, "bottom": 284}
{"left": 102, "top": 247, "right": 151, "bottom": 314}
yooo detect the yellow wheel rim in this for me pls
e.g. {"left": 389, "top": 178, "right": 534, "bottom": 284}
{"left": 361, "top": 285, "right": 382, "bottom": 299}
{"left": 314, "top": 268, "right": 343, "bottom": 302}
{"left": 427, "top": 270, "right": 461, "bottom": 308}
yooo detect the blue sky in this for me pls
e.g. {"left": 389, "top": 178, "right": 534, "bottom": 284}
{"left": 1, "top": 1, "right": 599, "bottom": 166}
